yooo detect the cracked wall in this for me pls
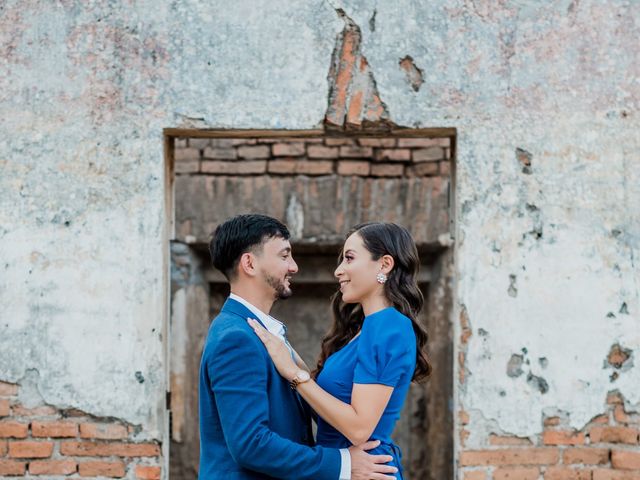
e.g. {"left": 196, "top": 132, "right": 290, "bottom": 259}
{"left": 1, "top": 0, "right": 639, "bottom": 478}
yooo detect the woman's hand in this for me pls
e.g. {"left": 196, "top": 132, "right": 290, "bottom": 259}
{"left": 247, "top": 318, "right": 298, "bottom": 381}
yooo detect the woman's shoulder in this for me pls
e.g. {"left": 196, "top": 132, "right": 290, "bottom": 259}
{"left": 363, "top": 307, "right": 414, "bottom": 337}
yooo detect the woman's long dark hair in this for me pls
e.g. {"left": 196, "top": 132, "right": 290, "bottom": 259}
{"left": 314, "top": 222, "right": 432, "bottom": 382}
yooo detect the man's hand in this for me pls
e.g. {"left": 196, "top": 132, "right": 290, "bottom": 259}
{"left": 349, "top": 440, "right": 398, "bottom": 480}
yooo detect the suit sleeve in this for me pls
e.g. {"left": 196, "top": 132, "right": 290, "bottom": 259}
{"left": 207, "top": 327, "right": 341, "bottom": 480}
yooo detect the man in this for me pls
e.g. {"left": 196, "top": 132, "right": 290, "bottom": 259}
{"left": 199, "top": 214, "right": 398, "bottom": 479}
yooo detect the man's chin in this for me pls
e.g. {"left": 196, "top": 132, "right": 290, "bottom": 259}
{"left": 275, "top": 287, "right": 293, "bottom": 300}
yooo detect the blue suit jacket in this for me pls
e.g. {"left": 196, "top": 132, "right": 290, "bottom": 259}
{"left": 198, "top": 298, "right": 341, "bottom": 479}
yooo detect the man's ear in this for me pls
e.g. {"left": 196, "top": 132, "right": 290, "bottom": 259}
{"left": 239, "top": 252, "right": 257, "bottom": 277}
{"left": 380, "top": 254, "right": 394, "bottom": 274}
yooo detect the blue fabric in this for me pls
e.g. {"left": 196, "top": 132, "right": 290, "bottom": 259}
{"left": 199, "top": 298, "right": 341, "bottom": 479}
{"left": 315, "top": 307, "right": 416, "bottom": 479}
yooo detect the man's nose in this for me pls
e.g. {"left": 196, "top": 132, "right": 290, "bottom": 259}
{"left": 289, "top": 258, "right": 299, "bottom": 274}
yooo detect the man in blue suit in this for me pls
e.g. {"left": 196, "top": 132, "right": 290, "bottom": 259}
{"left": 199, "top": 214, "right": 398, "bottom": 479}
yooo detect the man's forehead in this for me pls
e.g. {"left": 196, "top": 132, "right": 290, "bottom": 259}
{"left": 263, "top": 235, "right": 291, "bottom": 251}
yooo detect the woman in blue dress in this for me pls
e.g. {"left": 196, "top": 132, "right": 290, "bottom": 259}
{"left": 249, "top": 222, "right": 432, "bottom": 479}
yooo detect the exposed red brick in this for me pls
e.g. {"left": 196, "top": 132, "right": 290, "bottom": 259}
{"left": 607, "top": 392, "right": 624, "bottom": 405}
{"left": 543, "top": 430, "right": 585, "bottom": 445}
{"left": 544, "top": 466, "right": 593, "bottom": 480}
{"left": 358, "top": 138, "right": 396, "bottom": 147}
{"left": 174, "top": 147, "right": 200, "bottom": 161}
{"left": 201, "top": 160, "right": 267, "bottom": 175}
{"left": 0, "top": 439, "right": 6, "bottom": 456}
{"left": 563, "top": 447, "right": 609, "bottom": 465}
{"left": 0, "top": 422, "right": 28, "bottom": 438}
{"left": 460, "top": 429, "right": 470, "bottom": 448}
{"left": 489, "top": 434, "right": 533, "bottom": 446}
{"left": 614, "top": 406, "right": 640, "bottom": 425}
{"left": 136, "top": 465, "right": 161, "bottom": 479}
{"left": 607, "top": 344, "right": 631, "bottom": 368}
{"left": 202, "top": 147, "right": 237, "bottom": 159}
{"left": 592, "top": 470, "right": 640, "bottom": 480}
{"left": 325, "top": 138, "right": 355, "bottom": 146}
{"left": 237, "top": 145, "right": 270, "bottom": 159}
{"left": 326, "top": 27, "right": 358, "bottom": 126}
{"left": 10, "top": 405, "right": 58, "bottom": 417}
{"left": 0, "top": 383, "right": 18, "bottom": 396}
{"left": 61, "top": 441, "right": 161, "bottom": 457}
{"left": 366, "top": 94, "right": 385, "bottom": 121}
{"left": 337, "top": 161, "right": 370, "bottom": 176}
{"left": 612, "top": 450, "right": 640, "bottom": 470}
{"left": 463, "top": 470, "right": 488, "bottom": 480}
{"left": 308, "top": 145, "right": 339, "bottom": 159}
{"left": 459, "top": 410, "right": 470, "bottom": 425}
{"left": 272, "top": 143, "right": 305, "bottom": 157}
{"left": 459, "top": 448, "right": 559, "bottom": 466}
{"left": 375, "top": 149, "right": 411, "bottom": 161}
{"left": 545, "top": 417, "right": 563, "bottom": 427}
{"left": 268, "top": 160, "right": 333, "bottom": 176}
{"left": 590, "top": 426, "right": 639, "bottom": 444}
{"left": 339, "top": 146, "right": 373, "bottom": 158}
{"left": 407, "top": 162, "right": 439, "bottom": 176}
{"left": 80, "top": 423, "right": 128, "bottom": 440}
{"left": 346, "top": 90, "right": 364, "bottom": 127}
{"left": 8, "top": 441, "right": 54, "bottom": 458}
{"left": 413, "top": 147, "right": 445, "bottom": 162}
{"left": 29, "top": 459, "right": 77, "bottom": 475}
{"left": 591, "top": 415, "right": 610, "bottom": 425}
{"left": 0, "top": 399, "right": 9, "bottom": 417}
{"left": 493, "top": 466, "right": 539, "bottom": 480}
{"left": 79, "top": 461, "right": 125, "bottom": 478}
{"left": 0, "top": 460, "right": 26, "bottom": 476}
{"left": 440, "top": 160, "right": 451, "bottom": 176}
{"left": 370, "top": 163, "right": 403, "bottom": 177}
{"left": 398, "top": 137, "right": 450, "bottom": 148}
{"left": 32, "top": 421, "right": 78, "bottom": 438}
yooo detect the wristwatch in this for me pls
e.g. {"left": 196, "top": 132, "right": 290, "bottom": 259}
{"left": 290, "top": 370, "right": 311, "bottom": 390}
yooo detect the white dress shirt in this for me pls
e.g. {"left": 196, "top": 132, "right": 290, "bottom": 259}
{"left": 229, "top": 293, "right": 351, "bottom": 480}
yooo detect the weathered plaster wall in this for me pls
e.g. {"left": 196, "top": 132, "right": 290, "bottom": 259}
{"left": 1, "top": 0, "right": 638, "bottom": 469}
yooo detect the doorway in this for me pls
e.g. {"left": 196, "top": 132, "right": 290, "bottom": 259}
{"left": 166, "top": 129, "right": 455, "bottom": 479}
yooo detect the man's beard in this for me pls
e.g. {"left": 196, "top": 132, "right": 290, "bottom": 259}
{"left": 264, "top": 274, "right": 293, "bottom": 300}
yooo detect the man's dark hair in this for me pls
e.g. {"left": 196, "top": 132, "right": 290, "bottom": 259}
{"left": 209, "top": 214, "right": 290, "bottom": 281}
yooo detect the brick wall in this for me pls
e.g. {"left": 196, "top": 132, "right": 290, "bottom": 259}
{"left": 458, "top": 392, "right": 640, "bottom": 480}
{"left": 174, "top": 136, "right": 452, "bottom": 178}
{"left": 0, "top": 382, "right": 162, "bottom": 479}
{"left": 173, "top": 135, "right": 453, "bottom": 245}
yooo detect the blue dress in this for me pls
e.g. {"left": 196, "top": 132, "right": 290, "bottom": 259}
{"left": 315, "top": 307, "right": 417, "bottom": 479}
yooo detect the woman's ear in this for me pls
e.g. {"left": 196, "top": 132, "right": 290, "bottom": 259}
{"left": 239, "top": 252, "right": 257, "bottom": 277}
{"left": 380, "top": 254, "right": 394, "bottom": 274}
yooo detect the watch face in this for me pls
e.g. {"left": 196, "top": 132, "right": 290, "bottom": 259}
{"left": 297, "top": 370, "right": 310, "bottom": 382}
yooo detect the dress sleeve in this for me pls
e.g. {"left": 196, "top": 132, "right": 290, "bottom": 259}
{"left": 353, "top": 311, "right": 415, "bottom": 387}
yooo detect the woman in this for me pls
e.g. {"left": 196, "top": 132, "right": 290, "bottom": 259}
{"left": 248, "top": 222, "right": 431, "bottom": 479}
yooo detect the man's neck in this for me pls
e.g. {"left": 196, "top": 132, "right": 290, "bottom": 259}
{"left": 229, "top": 285, "right": 274, "bottom": 315}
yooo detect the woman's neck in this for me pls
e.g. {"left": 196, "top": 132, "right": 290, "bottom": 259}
{"left": 361, "top": 295, "right": 392, "bottom": 317}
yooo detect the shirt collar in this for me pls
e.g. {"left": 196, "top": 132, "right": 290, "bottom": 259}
{"left": 229, "top": 293, "right": 286, "bottom": 339}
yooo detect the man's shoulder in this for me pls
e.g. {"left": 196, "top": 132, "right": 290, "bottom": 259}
{"left": 204, "top": 310, "right": 260, "bottom": 352}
